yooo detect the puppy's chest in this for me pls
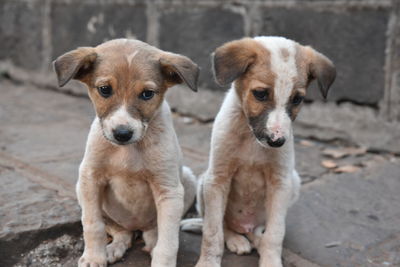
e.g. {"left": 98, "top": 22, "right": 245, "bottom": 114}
{"left": 230, "top": 164, "right": 267, "bottom": 202}
{"left": 106, "top": 147, "right": 146, "bottom": 173}
{"left": 104, "top": 175, "right": 157, "bottom": 231}
{"left": 225, "top": 164, "right": 269, "bottom": 234}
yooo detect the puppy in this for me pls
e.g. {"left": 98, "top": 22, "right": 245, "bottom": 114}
{"left": 193, "top": 36, "right": 335, "bottom": 267}
{"left": 53, "top": 39, "right": 199, "bottom": 267}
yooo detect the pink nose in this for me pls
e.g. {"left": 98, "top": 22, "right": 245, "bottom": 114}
{"left": 270, "top": 128, "right": 283, "bottom": 141}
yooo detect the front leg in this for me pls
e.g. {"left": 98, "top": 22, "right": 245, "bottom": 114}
{"left": 149, "top": 177, "right": 184, "bottom": 267}
{"left": 259, "top": 171, "right": 295, "bottom": 267}
{"left": 196, "top": 172, "right": 232, "bottom": 267}
{"left": 77, "top": 169, "right": 107, "bottom": 267}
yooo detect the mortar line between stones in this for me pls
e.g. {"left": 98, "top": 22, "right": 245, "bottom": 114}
{"left": 41, "top": 0, "right": 52, "bottom": 73}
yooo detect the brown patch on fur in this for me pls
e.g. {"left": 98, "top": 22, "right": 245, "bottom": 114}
{"left": 213, "top": 38, "right": 264, "bottom": 86}
{"left": 55, "top": 39, "right": 199, "bottom": 125}
{"left": 295, "top": 44, "right": 336, "bottom": 99}
{"left": 231, "top": 40, "right": 276, "bottom": 120}
{"left": 294, "top": 44, "right": 311, "bottom": 89}
{"left": 53, "top": 47, "right": 97, "bottom": 87}
{"left": 280, "top": 48, "right": 290, "bottom": 62}
{"left": 160, "top": 53, "right": 199, "bottom": 92}
{"left": 215, "top": 39, "right": 277, "bottom": 138}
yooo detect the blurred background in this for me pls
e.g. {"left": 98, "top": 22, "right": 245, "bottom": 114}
{"left": 0, "top": 0, "right": 399, "bottom": 266}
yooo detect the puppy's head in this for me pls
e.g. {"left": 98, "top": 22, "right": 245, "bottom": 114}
{"left": 54, "top": 39, "right": 199, "bottom": 145}
{"left": 213, "top": 36, "right": 336, "bottom": 148}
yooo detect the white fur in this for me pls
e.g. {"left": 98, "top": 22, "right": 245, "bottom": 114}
{"left": 255, "top": 37, "right": 298, "bottom": 141}
{"left": 195, "top": 36, "right": 302, "bottom": 267}
{"left": 102, "top": 105, "right": 146, "bottom": 143}
{"left": 77, "top": 100, "right": 197, "bottom": 267}
{"left": 126, "top": 50, "right": 139, "bottom": 67}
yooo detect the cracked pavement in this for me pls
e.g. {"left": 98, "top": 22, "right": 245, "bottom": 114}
{"left": 1, "top": 78, "right": 399, "bottom": 266}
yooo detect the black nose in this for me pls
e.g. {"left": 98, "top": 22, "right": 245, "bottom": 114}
{"left": 267, "top": 136, "right": 286, "bottom": 148}
{"left": 113, "top": 125, "right": 133, "bottom": 143}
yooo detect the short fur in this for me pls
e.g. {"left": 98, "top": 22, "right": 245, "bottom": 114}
{"left": 185, "top": 36, "right": 335, "bottom": 267}
{"left": 54, "top": 39, "right": 199, "bottom": 267}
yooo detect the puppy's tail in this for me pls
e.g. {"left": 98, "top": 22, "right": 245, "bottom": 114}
{"left": 180, "top": 217, "right": 203, "bottom": 234}
{"left": 181, "top": 167, "right": 204, "bottom": 234}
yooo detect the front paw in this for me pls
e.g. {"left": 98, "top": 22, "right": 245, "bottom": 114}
{"left": 226, "top": 234, "right": 252, "bottom": 255}
{"left": 150, "top": 247, "right": 176, "bottom": 267}
{"left": 259, "top": 251, "right": 282, "bottom": 267}
{"left": 106, "top": 241, "right": 130, "bottom": 264}
{"left": 78, "top": 252, "right": 107, "bottom": 267}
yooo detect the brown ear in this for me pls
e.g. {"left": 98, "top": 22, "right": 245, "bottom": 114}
{"left": 53, "top": 47, "right": 97, "bottom": 87}
{"left": 306, "top": 47, "right": 336, "bottom": 99}
{"left": 212, "top": 38, "right": 259, "bottom": 86}
{"left": 159, "top": 53, "right": 200, "bottom": 92}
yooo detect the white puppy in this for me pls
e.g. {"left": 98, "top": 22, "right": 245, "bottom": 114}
{"left": 186, "top": 36, "right": 336, "bottom": 267}
{"left": 54, "top": 39, "right": 199, "bottom": 267}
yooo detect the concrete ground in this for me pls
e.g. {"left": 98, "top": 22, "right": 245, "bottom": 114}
{"left": 1, "top": 77, "right": 400, "bottom": 267}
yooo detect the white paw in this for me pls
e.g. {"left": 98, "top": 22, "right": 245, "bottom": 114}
{"left": 260, "top": 249, "right": 283, "bottom": 267}
{"left": 195, "top": 259, "right": 220, "bottom": 267}
{"left": 142, "top": 242, "right": 156, "bottom": 255}
{"left": 78, "top": 252, "right": 107, "bottom": 267}
{"left": 225, "top": 234, "right": 252, "bottom": 255}
{"left": 142, "top": 229, "right": 157, "bottom": 255}
{"left": 106, "top": 241, "right": 129, "bottom": 264}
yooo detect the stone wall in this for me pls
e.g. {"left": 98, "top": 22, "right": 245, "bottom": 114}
{"left": 1, "top": 0, "right": 399, "bottom": 119}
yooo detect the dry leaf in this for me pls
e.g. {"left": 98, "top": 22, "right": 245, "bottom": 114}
{"left": 323, "top": 148, "right": 348, "bottom": 159}
{"left": 321, "top": 160, "right": 337, "bottom": 169}
{"left": 322, "top": 147, "right": 367, "bottom": 159}
{"left": 334, "top": 165, "right": 361, "bottom": 173}
{"left": 345, "top": 147, "right": 367, "bottom": 156}
{"left": 299, "top": 140, "right": 315, "bottom": 147}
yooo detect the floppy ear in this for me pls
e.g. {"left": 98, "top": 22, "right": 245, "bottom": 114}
{"left": 306, "top": 47, "right": 336, "bottom": 99}
{"left": 53, "top": 47, "right": 97, "bottom": 87}
{"left": 159, "top": 53, "right": 200, "bottom": 92}
{"left": 212, "top": 38, "right": 259, "bottom": 86}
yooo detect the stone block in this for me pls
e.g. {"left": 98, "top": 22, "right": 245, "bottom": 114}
{"left": 285, "top": 160, "right": 400, "bottom": 265}
{"left": 260, "top": 7, "right": 389, "bottom": 104}
{"left": 160, "top": 7, "right": 245, "bottom": 90}
{"left": 0, "top": 1, "right": 44, "bottom": 70}
{"left": 51, "top": 2, "right": 147, "bottom": 59}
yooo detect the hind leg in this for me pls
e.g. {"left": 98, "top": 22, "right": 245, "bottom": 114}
{"left": 105, "top": 218, "right": 133, "bottom": 264}
{"left": 142, "top": 227, "right": 158, "bottom": 255}
{"left": 181, "top": 166, "right": 197, "bottom": 215}
{"left": 246, "top": 225, "right": 265, "bottom": 250}
{"left": 224, "top": 227, "right": 252, "bottom": 255}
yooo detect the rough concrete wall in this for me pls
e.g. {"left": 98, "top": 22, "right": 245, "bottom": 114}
{"left": 382, "top": 0, "right": 400, "bottom": 121}
{"left": 0, "top": 0, "right": 398, "bottom": 118}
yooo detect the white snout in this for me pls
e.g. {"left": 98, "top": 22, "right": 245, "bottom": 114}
{"left": 102, "top": 106, "right": 147, "bottom": 144}
{"left": 266, "top": 108, "right": 291, "bottom": 140}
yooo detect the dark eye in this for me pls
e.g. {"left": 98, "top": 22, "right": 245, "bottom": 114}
{"left": 139, "top": 90, "right": 155, "bottom": 101}
{"left": 292, "top": 94, "right": 304, "bottom": 105}
{"left": 97, "top": 85, "right": 113, "bottom": 98}
{"left": 252, "top": 89, "right": 269, "bottom": 101}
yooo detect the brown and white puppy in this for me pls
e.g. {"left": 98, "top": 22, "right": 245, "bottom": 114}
{"left": 191, "top": 36, "right": 335, "bottom": 267}
{"left": 53, "top": 39, "right": 199, "bottom": 267}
